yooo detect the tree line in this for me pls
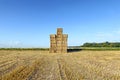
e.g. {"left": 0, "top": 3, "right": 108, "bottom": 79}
{"left": 81, "top": 42, "right": 120, "bottom": 47}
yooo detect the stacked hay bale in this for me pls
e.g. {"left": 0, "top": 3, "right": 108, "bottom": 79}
{"left": 50, "top": 28, "right": 68, "bottom": 53}
{"left": 56, "top": 28, "right": 63, "bottom": 53}
{"left": 62, "top": 34, "right": 68, "bottom": 53}
{"left": 50, "top": 34, "right": 56, "bottom": 53}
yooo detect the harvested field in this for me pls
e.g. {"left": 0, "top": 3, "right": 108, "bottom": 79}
{"left": 0, "top": 50, "right": 120, "bottom": 80}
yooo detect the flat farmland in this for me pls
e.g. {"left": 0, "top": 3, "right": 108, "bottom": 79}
{"left": 0, "top": 50, "right": 120, "bottom": 80}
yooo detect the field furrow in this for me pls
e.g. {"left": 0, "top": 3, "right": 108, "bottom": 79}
{"left": 57, "top": 58, "right": 68, "bottom": 80}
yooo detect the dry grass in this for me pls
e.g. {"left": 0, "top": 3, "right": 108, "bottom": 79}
{"left": 0, "top": 50, "right": 120, "bottom": 80}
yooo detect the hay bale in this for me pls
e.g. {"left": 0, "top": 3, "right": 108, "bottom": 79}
{"left": 50, "top": 28, "right": 68, "bottom": 53}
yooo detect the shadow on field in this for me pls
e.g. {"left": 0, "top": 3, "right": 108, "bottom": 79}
{"left": 67, "top": 49, "right": 82, "bottom": 53}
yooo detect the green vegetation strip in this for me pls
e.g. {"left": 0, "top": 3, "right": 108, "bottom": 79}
{"left": 1, "top": 47, "right": 120, "bottom": 51}
{"left": 0, "top": 48, "right": 49, "bottom": 51}
{"left": 80, "top": 47, "right": 120, "bottom": 51}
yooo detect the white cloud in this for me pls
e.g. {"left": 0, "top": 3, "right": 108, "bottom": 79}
{"left": 0, "top": 41, "right": 23, "bottom": 48}
{"left": 95, "top": 32, "right": 113, "bottom": 37}
{"left": 95, "top": 30, "right": 120, "bottom": 42}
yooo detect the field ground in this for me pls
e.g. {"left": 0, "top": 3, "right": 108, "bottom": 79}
{"left": 0, "top": 50, "right": 120, "bottom": 80}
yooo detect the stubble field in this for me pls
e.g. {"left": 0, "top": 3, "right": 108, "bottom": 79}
{"left": 0, "top": 50, "right": 120, "bottom": 80}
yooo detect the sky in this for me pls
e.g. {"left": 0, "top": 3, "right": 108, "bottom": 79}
{"left": 0, "top": 0, "right": 120, "bottom": 48}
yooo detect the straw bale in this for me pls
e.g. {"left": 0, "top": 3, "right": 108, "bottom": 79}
{"left": 57, "top": 35, "right": 62, "bottom": 38}
{"left": 62, "top": 44, "right": 67, "bottom": 46}
{"left": 57, "top": 32, "right": 62, "bottom": 35}
{"left": 57, "top": 38, "right": 63, "bottom": 41}
{"left": 50, "top": 28, "right": 68, "bottom": 53}
{"left": 50, "top": 41, "right": 56, "bottom": 43}
{"left": 57, "top": 28, "right": 63, "bottom": 32}
{"left": 63, "top": 38, "right": 67, "bottom": 41}
{"left": 63, "top": 34, "right": 68, "bottom": 38}
{"left": 50, "top": 34, "right": 56, "bottom": 37}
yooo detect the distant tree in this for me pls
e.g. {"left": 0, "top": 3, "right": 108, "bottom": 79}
{"left": 81, "top": 42, "right": 120, "bottom": 47}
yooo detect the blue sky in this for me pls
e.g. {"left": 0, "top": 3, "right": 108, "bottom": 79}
{"left": 0, "top": 0, "right": 120, "bottom": 48}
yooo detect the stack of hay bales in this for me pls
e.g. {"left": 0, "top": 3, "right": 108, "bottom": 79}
{"left": 50, "top": 34, "right": 56, "bottom": 53}
{"left": 62, "top": 34, "right": 68, "bottom": 53}
{"left": 56, "top": 28, "right": 63, "bottom": 53}
{"left": 50, "top": 28, "right": 68, "bottom": 53}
